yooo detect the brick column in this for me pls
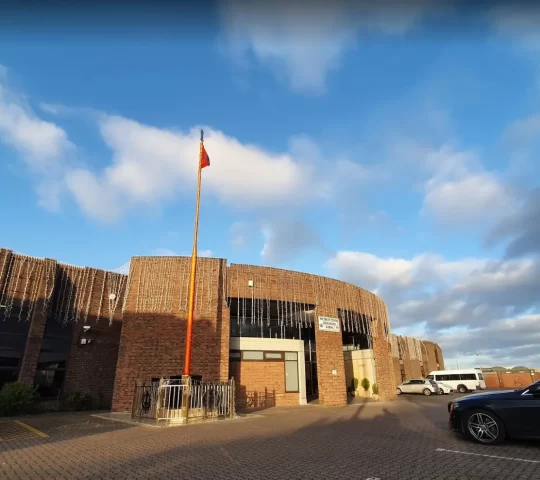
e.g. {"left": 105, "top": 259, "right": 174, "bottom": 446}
{"left": 18, "top": 259, "right": 56, "bottom": 385}
{"left": 372, "top": 320, "right": 396, "bottom": 402}
{"left": 314, "top": 310, "right": 347, "bottom": 407}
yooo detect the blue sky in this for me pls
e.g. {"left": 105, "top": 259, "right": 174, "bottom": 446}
{"left": 2, "top": 2, "right": 540, "bottom": 368}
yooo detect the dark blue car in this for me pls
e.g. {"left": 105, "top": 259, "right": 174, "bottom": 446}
{"left": 448, "top": 380, "right": 540, "bottom": 445}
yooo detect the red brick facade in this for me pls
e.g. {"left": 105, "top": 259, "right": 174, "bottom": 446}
{"left": 111, "top": 256, "right": 229, "bottom": 412}
{"left": 229, "top": 360, "right": 298, "bottom": 407}
{"left": 390, "top": 334, "right": 445, "bottom": 385}
{"left": 0, "top": 249, "right": 125, "bottom": 409}
{"left": 482, "top": 369, "right": 540, "bottom": 389}
{"left": 1, "top": 248, "right": 449, "bottom": 412}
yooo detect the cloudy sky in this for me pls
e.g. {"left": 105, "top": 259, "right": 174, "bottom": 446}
{"left": 1, "top": 1, "right": 539, "bottom": 369}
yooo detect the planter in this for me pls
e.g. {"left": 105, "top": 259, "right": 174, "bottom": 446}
{"left": 372, "top": 394, "right": 379, "bottom": 401}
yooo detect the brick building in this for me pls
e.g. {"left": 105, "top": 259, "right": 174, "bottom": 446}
{"left": 0, "top": 248, "right": 445, "bottom": 410}
{"left": 389, "top": 334, "right": 445, "bottom": 385}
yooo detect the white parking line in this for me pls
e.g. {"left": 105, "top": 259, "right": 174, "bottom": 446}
{"left": 436, "top": 448, "right": 540, "bottom": 464}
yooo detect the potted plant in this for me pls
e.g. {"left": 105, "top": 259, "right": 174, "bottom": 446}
{"left": 350, "top": 377, "right": 359, "bottom": 397}
{"left": 361, "top": 378, "right": 370, "bottom": 398}
{"left": 372, "top": 383, "right": 379, "bottom": 400}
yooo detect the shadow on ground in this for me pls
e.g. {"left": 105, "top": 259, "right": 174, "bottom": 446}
{"left": 2, "top": 398, "right": 539, "bottom": 480}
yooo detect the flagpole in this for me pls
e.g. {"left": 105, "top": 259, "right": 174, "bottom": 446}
{"left": 183, "top": 129, "right": 204, "bottom": 377}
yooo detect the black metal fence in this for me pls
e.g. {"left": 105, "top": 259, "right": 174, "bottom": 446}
{"left": 132, "top": 377, "right": 235, "bottom": 423}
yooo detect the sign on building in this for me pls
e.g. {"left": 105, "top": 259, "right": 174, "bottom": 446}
{"left": 318, "top": 316, "right": 340, "bottom": 333}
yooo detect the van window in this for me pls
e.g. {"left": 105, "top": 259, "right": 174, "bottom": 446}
{"left": 448, "top": 374, "right": 460, "bottom": 381}
{"left": 478, "top": 373, "right": 484, "bottom": 380}
{"left": 460, "top": 373, "right": 476, "bottom": 381}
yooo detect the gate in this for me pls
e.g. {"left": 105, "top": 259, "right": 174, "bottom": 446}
{"left": 132, "top": 377, "right": 235, "bottom": 423}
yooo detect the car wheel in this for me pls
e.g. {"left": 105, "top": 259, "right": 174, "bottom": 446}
{"left": 463, "top": 409, "right": 506, "bottom": 445}
{"left": 396, "top": 388, "right": 402, "bottom": 395}
{"left": 458, "top": 385, "right": 468, "bottom": 393}
{"left": 438, "top": 388, "right": 443, "bottom": 395}
{"left": 423, "top": 388, "right": 432, "bottom": 396}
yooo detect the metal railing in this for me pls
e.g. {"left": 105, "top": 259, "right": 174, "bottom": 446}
{"left": 132, "top": 377, "right": 235, "bottom": 423}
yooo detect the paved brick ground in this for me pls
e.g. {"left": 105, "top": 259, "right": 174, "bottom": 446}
{"left": 0, "top": 395, "right": 538, "bottom": 480}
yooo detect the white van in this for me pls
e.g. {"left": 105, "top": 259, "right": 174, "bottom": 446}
{"left": 427, "top": 369, "right": 486, "bottom": 393}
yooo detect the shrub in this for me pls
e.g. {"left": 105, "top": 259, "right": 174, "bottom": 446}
{"left": 372, "top": 383, "right": 379, "bottom": 395}
{"left": 361, "top": 378, "right": 370, "bottom": 392}
{"left": 64, "top": 392, "right": 93, "bottom": 411}
{"left": 351, "top": 377, "right": 359, "bottom": 392}
{"left": 0, "top": 382, "right": 37, "bottom": 416}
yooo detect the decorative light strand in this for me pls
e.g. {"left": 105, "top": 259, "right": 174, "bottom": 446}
{"left": 55, "top": 267, "right": 68, "bottom": 321}
{"left": 18, "top": 260, "right": 36, "bottom": 322}
{"left": 4, "top": 256, "right": 26, "bottom": 320}
{"left": 97, "top": 271, "right": 107, "bottom": 321}
{"left": 84, "top": 270, "right": 97, "bottom": 323}
{"left": 26, "top": 262, "right": 44, "bottom": 323}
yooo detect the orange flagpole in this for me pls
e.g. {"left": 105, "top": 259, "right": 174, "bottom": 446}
{"left": 183, "top": 129, "right": 204, "bottom": 376}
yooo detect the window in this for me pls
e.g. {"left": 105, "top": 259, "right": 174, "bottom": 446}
{"left": 285, "top": 352, "right": 298, "bottom": 392}
{"left": 242, "top": 351, "right": 264, "bottom": 361}
{"left": 0, "top": 309, "right": 31, "bottom": 389}
{"left": 448, "top": 374, "right": 460, "bottom": 381}
{"left": 478, "top": 373, "right": 484, "bottom": 380}
{"left": 229, "top": 298, "right": 316, "bottom": 340}
{"left": 264, "top": 352, "right": 283, "bottom": 360}
{"left": 34, "top": 319, "right": 73, "bottom": 397}
{"left": 460, "top": 373, "right": 476, "bottom": 381}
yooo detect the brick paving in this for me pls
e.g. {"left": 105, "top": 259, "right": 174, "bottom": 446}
{"left": 0, "top": 396, "right": 539, "bottom": 480}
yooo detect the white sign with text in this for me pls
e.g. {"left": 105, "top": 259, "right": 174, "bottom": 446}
{"left": 318, "top": 316, "right": 341, "bottom": 333}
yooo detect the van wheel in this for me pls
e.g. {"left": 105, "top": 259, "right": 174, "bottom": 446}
{"left": 463, "top": 409, "right": 506, "bottom": 445}
{"left": 458, "top": 385, "right": 468, "bottom": 394}
{"left": 423, "top": 388, "right": 431, "bottom": 396}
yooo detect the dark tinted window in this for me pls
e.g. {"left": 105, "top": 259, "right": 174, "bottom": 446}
{"left": 460, "top": 373, "right": 476, "bottom": 381}
{"left": 34, "top": 319, "right": 72, "bottom": 397}
{"left": 0, "top": 311, "right": 31, "bottom": 388}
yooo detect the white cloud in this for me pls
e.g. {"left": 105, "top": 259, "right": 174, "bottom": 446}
{"left": 65, "top": 113, "right": 380, "bottom": 222}
{"left": 218, "top": 1, "right": 433, "bottom": 95}
{"left": 398, "top": 143, "right": 520, "bottom": 227}
{"left": 503, "top": 114, "right": 540, "bottom": 143}
{"left": 326, "top": 249, "right": 540, "bottom": 366}
{"left": 0, "top": 67, "right": 74, "bottom": 209}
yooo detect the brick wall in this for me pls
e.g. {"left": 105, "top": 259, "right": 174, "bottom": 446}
{"left": 0, "top": 249, "right": 126, "bottom": 409}
{"left": 483, "top": 372, "right": 501, "bottom": 389}
{"left": 434, "top": 344, "right": 445, "bottom": 370}
{"left": 3, "top": 248, "right": 407, "bottom": 410}
{"left": 500, "top": 372, "right": 536, "bottom": 389}
{"left": 63, "top": 268, "right": 125, "bottom": 409}
{"left": 227, "top": 264, "right": 394, "bottom": 406}
{"left": 112, "top": 256, "right": 229, "bottom": 412}
{"left": 230, "top": 360, "right": 298, "bottom": 407}
{"left": 19, "top": 258, "right": 57, "bottom": 386}
{"left": 372, "top": 319, "right": 396, "bottom": 401}
{"left": 422, "top": 341, "right": 439, "bottom": 375}
{"left": 393, "top": 359, "right": 403, "bottom": 384}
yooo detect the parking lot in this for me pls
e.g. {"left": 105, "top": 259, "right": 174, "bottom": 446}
{"left": 0, "top": 392, "right": 538, "bottom": 480}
